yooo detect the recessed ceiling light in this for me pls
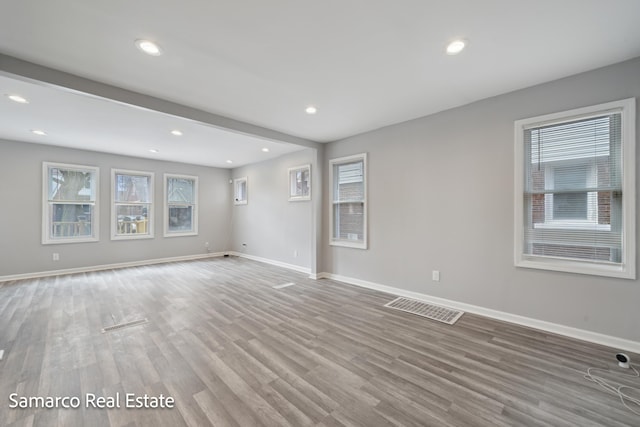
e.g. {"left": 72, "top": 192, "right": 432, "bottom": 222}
{"left": 135, "top": 39, "right": 162, "bottom": 56}
{"left": 446, "top": 39, "right": 467, "bottom": 55}
{"left": 226, "top": 160, "right": 233, "bottom": 164}
{"left": 262, "top": 148, "right": 269, "bottom": 152}
{"left": 149, "top": 148, "right": 160, "bottom": 153}
{"left": 171, "top": 130, "right": 183, "bottom": 136}
{"left": 6, "top": 94, "right": 29, "bottom": 104}
{"left": 305, "top": 105, "right": 317, "bottom": 115}
{"left": 31, "top": 129, "right": 46, "bottom": 136}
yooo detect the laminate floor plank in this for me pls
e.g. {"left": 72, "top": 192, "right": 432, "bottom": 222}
{"left": 1, "top": 256, "right": 639, "bottom": 426}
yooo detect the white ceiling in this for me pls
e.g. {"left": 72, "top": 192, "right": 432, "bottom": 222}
{"left": 1, "top": 0, "right": 640, "bottom": 166}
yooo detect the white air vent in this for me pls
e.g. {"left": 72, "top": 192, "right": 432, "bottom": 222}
{"left": 384, "top": 297, "right": 463, "bottom": 325}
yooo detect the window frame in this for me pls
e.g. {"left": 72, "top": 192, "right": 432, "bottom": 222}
{"left": 164, "top": 173, "right": 199, "bottom": 237}
{"left": 42, "top": 162, "right": 99, "bottom": 245}
{"left": 288, "top": 164, "right": 311, "bottom": 201}
{"left": 329, "top": 153, "right": 368, "bottom": 249}
{"left": 111, "top": 168, "right": 154, "bottom": 240}
{"left": 234, "top": 176, "right": 248, "bottom": 205}
{"left": 514, "top": 98, "right": 636, "bottom": 279}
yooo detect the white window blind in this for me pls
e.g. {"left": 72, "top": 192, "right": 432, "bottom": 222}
{"left": 330, "top": 154, "right": 367, "bottom": 249}
{"left": 515, "top": 98, "right": 635, "bottom": 279}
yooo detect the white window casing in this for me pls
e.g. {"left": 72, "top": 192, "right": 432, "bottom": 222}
{"left": 234, "top": 177, "right": 248, "bottom": 205}
{"left": 42, "top": 162, "right": 99, "bottom": 244}
{"left": 514, "top": 98, "right": 635, "bottom": 279}
{"left": 164, "top": 173, "right": 198, "bottom": 237}
{"left": 330, "top": 153, "right": 368, "bottom": 249}
{"left": 111, "top": 169, "right": 154, "bottom": 240}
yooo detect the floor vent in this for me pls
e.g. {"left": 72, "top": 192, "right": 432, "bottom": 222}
{"left": 102, "top": 318, "right": 148, "bottom": 333}
{"left": 384, "top": 297, "right": 463, "bottom": 325}
{"left": 273, "top": 282, "right": 296, "bottom": 289}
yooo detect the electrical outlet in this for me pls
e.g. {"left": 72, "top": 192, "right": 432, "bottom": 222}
{"left": 432, "top": 270, "right": 440, "bottom": 281}
{"left": 205, "top": 242, "right": 210, "bottom": 248}
{"left": 52, "top": 253, "right": 60, "bottom": 261}
{"left": 293, "top": 250, "right": 298, "bottom": 258}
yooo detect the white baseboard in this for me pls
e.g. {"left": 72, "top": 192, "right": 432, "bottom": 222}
{"left": 0, "top": 252, "right": 227, "bottom": 283}
{"left": 319, "top": 272, "right": 640, "bottom": 354}
{"left": 229, "top": 252, "right": 311, "bottom": 275}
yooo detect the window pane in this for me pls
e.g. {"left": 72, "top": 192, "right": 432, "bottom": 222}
{"left": 523, "top": 112, "right": 623, "bottom": 263}
{"left": 333, "top": 202, "right": 364, "bottom": 240}
{"left": 115, "top": 204, "right": 149, "bottom": 235}
{"left": 334, "top": 161, "right": 364, "bottom": 201}
{"left": 168, "top": 178, "right": 194, "bottom": 203}
{"left": 115, "top": 174, "right": 151, "bottom": 202}
{"left": 49, "top": 167, "right": 95, "bottom": 201}
{"left": 50, "top": 204, "right": 93, "bottom": 238}
{"left": 552, "top": 193, "right": 587, "bottom": 219}
{"left": 168, "top": 206, "right": 193, "bottom": 232}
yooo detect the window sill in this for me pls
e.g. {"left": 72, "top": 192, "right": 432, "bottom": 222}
{"left": 516, "top": 256, "right": 634, "bottom": 279}
{"left": 330, "top": 239, "right": 367, "bottom": 249}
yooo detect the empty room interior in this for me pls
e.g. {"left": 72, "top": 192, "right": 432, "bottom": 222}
{"left": 2, "top": 1, "right": 640, "bottom": 426}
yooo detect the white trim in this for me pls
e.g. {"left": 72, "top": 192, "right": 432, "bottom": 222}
{"left": 329, "top": 153, "right": 368, "bottom": 249}
{"left": 164, "top": 173, "right": 199, "bottom": 237}
{"left": 233, "top": 176, "right": 248, "bottom": 205}
{"left": 0, "top": 252, "right": 227, "bottom": 283}
{"left": 317, "top": 272, "right": 640, "bottom": 354}
{"left": 111, "top": 168, "right": 154, "bottom": 240}
{"left": 229, "top": 251, "right": 311, "bottom": 275}
{"left": 288, "top": 164, "right": 311, "bottom": 201}
{"left": 514, "top": 98, "right": 636, "bottom": 279}
{"left": 42, "top": 162, "right": 99, "bottom": 245}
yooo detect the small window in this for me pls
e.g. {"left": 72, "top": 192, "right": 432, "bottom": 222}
{"left": 111, "top": 169, "right": 153, "bottom": 240}
{"left": 42, "top": 162, "right": 99, "bottom": 244}
{"left": 515, "top": 98, "right": 635, "bottom": 278}
{"left": 234, "top": 177, "right": 248, "bottom": 205}
{"left": 288, "top": 164, "right": 311, "bottom": 201}
{"left": 165, "top": 174, "right": 198, "bottom": 237}
{"left": 330, "top": 153, "right": 367, "bottom": 249}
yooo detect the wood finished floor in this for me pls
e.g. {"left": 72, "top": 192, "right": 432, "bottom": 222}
{"left": 0, "top": 257, "right": 638, "bottom": 426}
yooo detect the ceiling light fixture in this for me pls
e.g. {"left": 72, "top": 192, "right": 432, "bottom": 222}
{"left": 6, "top": 94, "right": 29, "bottom": 104}
{"left": 171, "top": 130, "right": 183, "bottom": 136}
{"left": 262, "top": 148, "right": 269, "bottom": 152}
{"left": 31, "top": 129, "right": 46, "bottom": 136}
{"left": 305, "top": 105, "right": 317, "bottom": 114}
{"left": 135, "top": 39, "right": 162, "bottom": 56}
{"left": 149, "top": 148, "right": 160, "bottom": 153}
{"left": 446, "top": 39, "right": 467, "bottom": 55}
{"left": 226, "top": 160, "right": 233, "bottom": 164}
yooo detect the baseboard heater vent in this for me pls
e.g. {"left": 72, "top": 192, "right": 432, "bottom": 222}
{"left": 384, "top": 297, "right": 463, "bottom": 325}
{"left": 102, "top": 318, "right": 148, "bottom": 333}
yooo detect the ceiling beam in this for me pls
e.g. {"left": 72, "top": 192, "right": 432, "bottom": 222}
{"left": 0, "top": 53, "right": 320, "bottom": 150}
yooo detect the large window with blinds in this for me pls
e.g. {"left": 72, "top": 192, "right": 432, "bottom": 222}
{"left": 330, "top": 153, "right": 367, "bottom": 249}
{"left": 514, "top": 98, "right": 635, "bottom": 278}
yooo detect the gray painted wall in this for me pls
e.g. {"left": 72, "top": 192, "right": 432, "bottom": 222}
{"left": 0, "top": 139, "right": 231, "bottom": 276}
{"left": 231, "top": 149, "right": 315, "bottom": 270}
{"left": 322, "top": 57, "right": 640, "bottom": 342}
